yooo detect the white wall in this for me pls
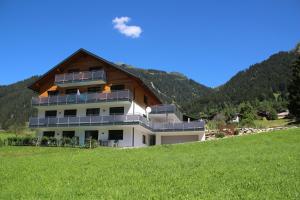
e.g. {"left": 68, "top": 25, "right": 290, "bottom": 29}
{"left": 37, "top": 125, "right": 150, "bottom": 147}
{"left": 37, "top": 101, "right": 145, "bottom": 118}
{"left": 155, "top": 131, "right": 205, "bottom": 145}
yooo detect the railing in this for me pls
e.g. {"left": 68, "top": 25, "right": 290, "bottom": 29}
{"left": 29, "top": 114, "right": 205, "bottom": 132}
{"left": 55, "top": 70, "right": 106, "bottom": 84}
{"left": 150, "top": 104, "right": 183, "bottom": 120}
{"left": 32, "top": 90, "right": 133, "bottom": 106}
{"left": 150, "top": 121, "right": 204, "bottom": 132}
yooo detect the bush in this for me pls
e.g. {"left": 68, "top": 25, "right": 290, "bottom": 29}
{"left": 71, "top": 137, "right": 79, "bottom": 147}
{"left": 0, "top": 138, "right": 4, "bottom": 147}
{"left": 215, "top": 132, "right": 225, "bottom": 138}
{"left": 48, "top": 137, "right": 58, "bottom": 146}
{"left": 61, "top": 137, "right": 72, "bottom": 147}
{"left": 40, "top": 137, "right": 49, "bottom": 146}
{"left": 234, "top": 129, "right": 239, "bottom": 135}
{"left": 85, "top": 138, "right": 98, "bottom": 148}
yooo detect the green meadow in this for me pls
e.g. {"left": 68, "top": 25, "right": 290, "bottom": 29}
{"left": 0, "top": 129, "right": 299, "bottom": 200}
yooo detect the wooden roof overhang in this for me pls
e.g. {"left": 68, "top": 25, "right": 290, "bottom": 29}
{"left": 28, "top": 48, "right": 162, "bottom": 104}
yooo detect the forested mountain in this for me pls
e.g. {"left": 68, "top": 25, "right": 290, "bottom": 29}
{"left": 183, "top": 50, "right": 298, "bottom": 117}
{"left": 0, "top": 45, "right": 298, "bottom": 130}
{"left": 0, "top": 76, "right": 38, "bottom": 130}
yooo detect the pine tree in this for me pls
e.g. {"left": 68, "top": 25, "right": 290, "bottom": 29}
{"left": 288, "top": 54, "right": 300, "bottom": 121}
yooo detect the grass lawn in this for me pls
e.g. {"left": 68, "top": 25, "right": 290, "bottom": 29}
{"left": 253, "top": 118, "right": 292, "bottom": 128}
{"left": 0, "top": 129, "right": 299, "bottom": 199}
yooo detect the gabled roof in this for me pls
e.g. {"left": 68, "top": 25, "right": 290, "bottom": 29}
{"left": 28, "top": 48, "right": 162, "bottom": 103}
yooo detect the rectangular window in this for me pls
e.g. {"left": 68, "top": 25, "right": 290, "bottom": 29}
{"left": 144, "top": 95, "right": 148, "bottom": 105}
{"left": 111, "top": 84, "right": 125, "bottom": 91}
{"left": 109, "top": 107, "right": 124, "bottom": 115}
{"left": 45, "top": 110, "right": 57, "bottom": 117}
{"left": 47, "top": 90, "right": 58, "bottom": 96}
{"left": 65, "top": 88, "right": 78, "bottom": 94}
{"left": 142, "top": 135, "right": 146, "bottom": 144}
{"left": 68, "top": 69, "right": 79, "bottom": 73}
{"left": 89, "top": 66, "right": 102, "bottom": 71}
{"left": 86, "top": 108, "right": 100, "bottom": 116}
{"left": 64, "top": 109, "right": 77, "bottom": 117}
{"left": 108, "top": 130, "right": 123, "bottom": 140}
{"left": 85, "top": 130, "right": 99, "bottom": 140}
{"left": 87, "top": 87, "right": 102, "bottom": 93}
{"left": 62, "top": 131, "right": 75, "bottom": 138}
{"left": 43, "top": 131, "right": 55, "bottom": 137}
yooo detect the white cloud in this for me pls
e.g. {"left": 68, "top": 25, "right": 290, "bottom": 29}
{"left": 112, "top": 17, "right": 142, "bottom": 38}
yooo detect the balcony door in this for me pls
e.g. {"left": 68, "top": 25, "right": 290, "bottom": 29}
{"left": 85, "top": 130, "right": 99, "bottom": 140}
{"left": 62, "top": 131, "right": 75, "bottom": 138}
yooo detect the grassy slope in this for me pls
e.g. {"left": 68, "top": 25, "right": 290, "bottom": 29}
{"left": 0, "top": 129, "right": 299, "bottom": 200}
{"left": 253, "top": 119, "right": 292, "bottom": 128}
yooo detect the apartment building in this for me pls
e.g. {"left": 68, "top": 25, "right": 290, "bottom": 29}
{"left": 28, "top": 49, "right": 205, "bottom": 147}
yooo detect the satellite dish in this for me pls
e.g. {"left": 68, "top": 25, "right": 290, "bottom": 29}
{"left": 146, "top": 107, "right": 152, "bottom": 113}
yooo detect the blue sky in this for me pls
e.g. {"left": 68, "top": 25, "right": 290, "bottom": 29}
{"left": 0, "top": 0, "right": 299, "bottom": 87}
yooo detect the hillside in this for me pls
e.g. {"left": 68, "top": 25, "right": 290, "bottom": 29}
{"left": 0, "top": 47, "right": 298, "bottom": 129}
{"left": 183, "top": 50, "right": 298, "bottom": 117}
{"left": 0, "top": 77, "right": 38, "bottom": 130}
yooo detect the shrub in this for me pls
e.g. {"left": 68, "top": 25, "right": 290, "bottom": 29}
{"left": 234, "top": 129, "right": 239, "bottom": 135}
{"left": 40, "top": 137, "right": 49, "bottom": 146}
{"left": 0, "top": 138, "right": 4, "bottom": 147}
{"left": 71, "top": 136, "right": 79, "bottom": 147}
{"left": 215, "top": 132, "right": 225, "bottom": 138}
{"left": 22, "top": 136, "right": 35, "bottom": 146}
{"left": 85, "top": 138, "right": 98, "bottom": 148}
{"left": 48, "top": 137, "right": 57, "bottom": 146}
{"left": 61, "top": 137, "right": 72, "bottom": 147}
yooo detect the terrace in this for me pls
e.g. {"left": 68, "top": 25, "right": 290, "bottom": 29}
{"left": 29, "top": 115, "right": 205, "bottom": 132}
{"left": 54, "top": 70, "right": 106, "bottom": 87}
{"left": 150, "top": 104, "right": 183, "bottom": 121}
{"left": 31, "top": 90, "right": 133, "bottom": 106}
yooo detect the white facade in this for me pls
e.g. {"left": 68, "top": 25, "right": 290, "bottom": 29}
{"left": 33, "top": 100, "right": 205, "bottom": 147}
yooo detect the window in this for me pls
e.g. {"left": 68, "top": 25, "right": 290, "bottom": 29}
{"left": 108, "top": 130, "right": 123, "bottom": 140}
{"left": 48, "top": 90, "right": 58, "bottom": 96}
{"left": 144, "top": 95, "right": 148, "bottom": 105}
{"left": 109, "top": 107, "right": 124, "bottom": 115}
{"left": 85, "top": 130, "right": 99, "bottom": 140}
{"left": 89, "top": 66, "right": 102, "bottom": 71}
{"left": 111, "top": 84, "right": 125, "bottom": 91}
{"left": 86, "top": 108, "right": 100, "bottom": 116}
{"left": 68, "top": 69, "right": 79, "bottom": 73}
{"left": 64, "top": 109, "right": 77, "bottom": 117}
{"left": 62, "top": 131, "right": 75, "bottom": 138}
{"left": 45, "top": 110, "right": 57, "bottom": 117}
{"left": 142, "top": 135, "right": 146, "bottom": 144}
{"left": 87, "top": 87, "right": 102, "bottom": 93}
{"left": 65, "top": 88, "right": 78, "bottom": 94}
{"left": 43, "top": 131, "right": 55, "bottom": 137}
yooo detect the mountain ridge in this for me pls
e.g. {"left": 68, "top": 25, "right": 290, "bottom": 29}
{"left": 0, "top": 47, "right": 298, "bottom": 129}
